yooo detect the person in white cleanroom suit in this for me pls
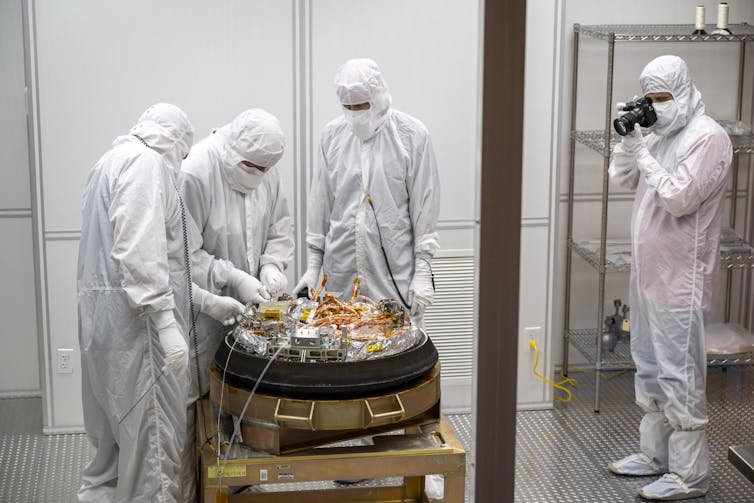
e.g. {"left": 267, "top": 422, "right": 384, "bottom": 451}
{"left": 176, "top": 108, "right": 293, "bottom": 501}
{"left": 77, "top": 103, "right": 244, "bottom": 503}
{"left": 295, "top": 58, "right": 440, "bottom": 324}
{"left": 607, "top": 56, "right": 732, "bottom": 500}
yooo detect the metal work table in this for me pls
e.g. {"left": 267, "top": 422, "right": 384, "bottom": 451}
{"left": 729, "top": 444, "right": 754, "bottom": 486}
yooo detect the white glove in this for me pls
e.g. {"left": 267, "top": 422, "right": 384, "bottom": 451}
{"left": 408, "top": 257, "right": 435, "bottom": 318}
{"left": 193, "top": 284, "right": 245, "bottom": 326}
{"left": 615, "top": 95, "right": 639, "bottom": 115}
{"left": 621, "top": 123, "right": 644, "bottom": 155}
{"left": 259, "top": 264, "right": 288, "bottom": 299}
{"left": 608, "top": 160, "right": 639, "bottom": 190}
{"left": 227, "top": 269, "right": 271, "bottom": 304}
{"left": 148, "top": 310, "right": 188, "bottom": 374}
{"left": 636, "top": 144, "right": 663, "bottom": 180}
{"left": 293, "top": 247, "right": 324, "bottom": 296}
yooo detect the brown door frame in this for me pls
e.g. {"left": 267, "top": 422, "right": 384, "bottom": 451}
{"left": 474, "top": 1, "right": 526, "bottom": 501}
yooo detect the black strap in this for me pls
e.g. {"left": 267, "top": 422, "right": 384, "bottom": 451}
{"left": 367, "top": 196, "right": 411, "bottom": 310}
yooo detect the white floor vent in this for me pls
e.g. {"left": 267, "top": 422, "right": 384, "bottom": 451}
{"left": 424, "top": 250, "right": 476, "bottom": 379}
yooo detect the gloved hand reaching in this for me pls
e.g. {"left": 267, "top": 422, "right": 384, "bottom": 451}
{"left": 293, "top": 247, "right": 323, "bottom": 297}
{"left": 228, "top": 268, "right": 271, "bottom": 304}
{"left": 408, "top": 257, "right": 435, "bottom": 318}
{"left": 148, "top": 310, "right": 188, "bottom": 374}
{"left": 259, "top": 264, "right": 288, "bottom": 299}
{"left": 193, "top": 284, "right": 245, "bottom": 326}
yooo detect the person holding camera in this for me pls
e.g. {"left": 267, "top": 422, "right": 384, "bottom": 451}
{"left": 607, "top": 55, "right": 732, "bottom": 500}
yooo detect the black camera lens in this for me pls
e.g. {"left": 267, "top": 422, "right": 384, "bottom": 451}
{"left": 613, "top": 97, "right": 655, "bottom": 136}
{"left": 614, "top": 109, "right": 642, "bottom": 136}
{"left": 613, "top": 117, "right": 631, "bottom": 136}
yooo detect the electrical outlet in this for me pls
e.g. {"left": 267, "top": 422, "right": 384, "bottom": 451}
{"left": 56, "top": 348, "right": 74, "bottom": 374}
{"left": 524, "top": 326, "right": 543, "bottom": 353}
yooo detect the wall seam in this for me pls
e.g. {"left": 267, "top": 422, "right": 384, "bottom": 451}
{"left": 22, "top": 0, "right": 54, "bottom": 429}
{"left": 0, "top": 209, "right": 32, "bottom": 218}
{"left": 545, "top": 0, "right": 566, "bottom": 406}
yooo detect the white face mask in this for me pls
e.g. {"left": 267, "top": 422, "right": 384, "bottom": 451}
{"left": 651, "top": 99, "right": 681, "bottom": 136}
{"left": 344, "top": 109, "right": 377, "bottom": 141}
{"left": 226, "top": 163, "right": 265, "bottom": 193}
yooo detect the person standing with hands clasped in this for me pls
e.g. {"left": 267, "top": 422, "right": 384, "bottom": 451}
{"left": 296, "top": 58, "right": 441, "bottom": 327}
{"left": 607, "top": 56, "right": 732, "bottom": 500}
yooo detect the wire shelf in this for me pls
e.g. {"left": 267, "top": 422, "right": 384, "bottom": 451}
{"left": 567, "top": 328, "right": 634, "bottom": 370}
{"left": 722, "top": 252, "right": 754, "bottom": 269}
{"left": 575, "top": 23, "right": 754, "bottom": 42}
{"left": 566, "top": 328, "right": 754, "bottom": 370}
{"left": 568, "top": 239, "right": 631, "bottom": 273}
{"left": 568, "top": 239, "right": 754, "bottom": 272}
{"left": 571, "top": 130, "right": 754, "bottom": 156}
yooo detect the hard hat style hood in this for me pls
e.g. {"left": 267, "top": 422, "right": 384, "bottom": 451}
{"left": 640, "top": 55, "right": 705, "bottom": 137}
{"left": 213, "top": 108, "right": 286, "bottom": 169}
{"left": 335, "top": 58, "right": 392, "bottom": 141}
{"left": 129, "top": 102, "right": 194, "bottom": 174}
{"left": 212, "top": 108, "right": 286, "bottom": 193}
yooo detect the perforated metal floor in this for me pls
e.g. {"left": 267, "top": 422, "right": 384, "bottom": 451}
{"left": 0, "top": 398, "right": 88, "bottom": 502}
{"left": 515, "top": 367, "right": 754, "bottom": 502}
{"left": 1, "top": 368, "right": 753, "bottom": 502}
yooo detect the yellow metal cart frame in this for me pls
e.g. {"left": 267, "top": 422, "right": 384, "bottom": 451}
{"left": 197, "top": 399, "right": 466, "bottom": 502}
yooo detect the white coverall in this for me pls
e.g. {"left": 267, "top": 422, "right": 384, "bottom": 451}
{"left": 609, "top": 55, "right": 732, "bottom": 498}
{"left": 77, "top": 104, "right": 196, "bottom": 502}
{"left": 305, "top": 59, "right": 440, "bottom": 319}
{"left": 177, "top": 109, "right": 293, "bottom": 501}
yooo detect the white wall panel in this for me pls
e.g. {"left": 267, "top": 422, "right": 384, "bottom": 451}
{"left": 0, "top": 0, "right": 38, "bottom": 396}
{"left": 44, "top": 239, "right": 81, "bottom": 430}
{"left": 34, "top": 0, "right": 296, "bottom": 233}
{"left": 0, "top": 219, "right": 39, "bottom": 395}
{"left": 522, "top": 0, "right": 560, "bottom": 220}
{"left": 310, "top": 0, "right": 479, "bottom": 223}
{"left": 517, "top": 224, "right": 551, "bottom": 408}
{"left": 514, "top": 0, "right": 564, "bottom": 408}
{"left": 0, "top": 0, "right": 31, "bottom": 210}
{"left": 437, "top": 225, "right": 477, "bottom": 252}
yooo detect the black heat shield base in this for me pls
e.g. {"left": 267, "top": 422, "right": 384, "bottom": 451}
{"left": 213, "top": 331, "right": 439, "bottom": 399}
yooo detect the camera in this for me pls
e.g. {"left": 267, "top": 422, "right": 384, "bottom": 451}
{"left": 613, "top": 97, "right": 657, "bottom": 136}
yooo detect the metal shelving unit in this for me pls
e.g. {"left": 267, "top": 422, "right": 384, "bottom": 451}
{"left": 562, "top": 23, "right": 754, "bottom": 411}
{"left": 571, "top": 129, "right": 754, "bottom": 157}
{"left": 567, "top": 328, "right": 754, "bottom": 371}
{"left": 568, "top": 237, "right": 754, "bottom": 272}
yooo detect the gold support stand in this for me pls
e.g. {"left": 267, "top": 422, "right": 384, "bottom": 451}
{"left": 198, "top": 399, "right": 466, "bottom": 503}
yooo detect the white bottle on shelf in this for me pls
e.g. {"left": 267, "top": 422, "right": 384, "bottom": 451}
{"left": 711, "top": 2, "right": 732, "bottom": 35}
{"left": 692, "top": 5, "right": 707, "bottom": 35}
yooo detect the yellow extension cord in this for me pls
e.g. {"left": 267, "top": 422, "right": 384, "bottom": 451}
{"left": 529, "top": 339, "right": 577, "bottom": 403}
{"left": 529, "top": 340, "right": 632, "bottom": 403}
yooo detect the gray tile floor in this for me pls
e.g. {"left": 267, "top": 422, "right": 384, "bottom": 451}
{"left": 1, "top": 367, "right": 752, "bottom": 502}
